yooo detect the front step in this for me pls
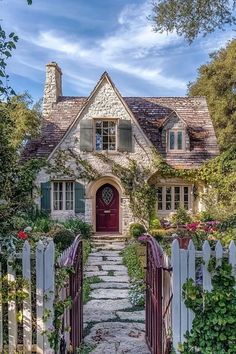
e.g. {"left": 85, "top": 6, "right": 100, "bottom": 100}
{"left": 92, "top": 233, "right": 127, "bottom": 243}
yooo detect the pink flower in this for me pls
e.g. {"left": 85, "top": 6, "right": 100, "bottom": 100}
{"left": 186, "top": 222, "right": 200, "bottom": 232}
{"left": 17, "top": 231, "right": 28, "bottom": 240}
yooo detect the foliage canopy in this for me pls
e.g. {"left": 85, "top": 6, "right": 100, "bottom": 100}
{"left": 188, "top": 39, "right": 236, "bottom": 151}
{"left": 152, "top": 0, "right": 236, "bottom": 43}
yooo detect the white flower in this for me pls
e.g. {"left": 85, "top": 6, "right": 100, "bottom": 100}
{"left": 24, "top": 226, "right": 32, "bottom": 233}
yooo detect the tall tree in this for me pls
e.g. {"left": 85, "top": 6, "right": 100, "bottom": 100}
{"left": 188, "top": 39, "right": 236, "bottom": 151}
{"left": 152, "top": 0, "right": 236, "bottom": 43}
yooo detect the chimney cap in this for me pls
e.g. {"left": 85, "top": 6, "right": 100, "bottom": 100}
{"left": 46, "top": 62, "right": 62, "bottom": 74}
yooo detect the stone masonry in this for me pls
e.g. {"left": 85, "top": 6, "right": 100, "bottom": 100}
{"left": 83, "top": 237, "right": 150, "bottom": 354}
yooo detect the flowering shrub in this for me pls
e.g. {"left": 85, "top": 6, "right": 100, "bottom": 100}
{"left": 17, "top": 230, "right": 28, "bottom": 240}
{"left": 129, "top": 280, "right": 145, "bottom": 307}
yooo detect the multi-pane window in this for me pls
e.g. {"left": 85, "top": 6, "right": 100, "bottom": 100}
{"left": 168, "top": 130, "right": 184, "bottom": 151}
{"left": 157, "top": 186, "right": 191, "bottom": 212}
{"left": 53, "top": 181, "right": 74, "bottom": 211}
{"left": 95, "top": 120, "right": 116, "bottom": 151}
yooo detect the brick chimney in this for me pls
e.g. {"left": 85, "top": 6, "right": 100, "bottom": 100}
{"left": 43, "top": 62, "right": 62, "bottom": 116}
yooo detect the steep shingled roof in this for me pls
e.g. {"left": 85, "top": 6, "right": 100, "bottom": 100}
{"left": 23, "top": 95, "right": 219, "bottom": 168}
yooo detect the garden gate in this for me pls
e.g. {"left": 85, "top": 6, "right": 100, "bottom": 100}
{"left": 140, "top": 234, "right": 172, "bottom": 354}
{"left": 59, "top": 235, "right": 84, "bottom": 353}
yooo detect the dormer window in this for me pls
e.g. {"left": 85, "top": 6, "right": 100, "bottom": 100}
{"left": 168, "top": 130, "right": 184, "bottom": 151}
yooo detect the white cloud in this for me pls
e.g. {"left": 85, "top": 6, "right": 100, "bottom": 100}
{"left": 18, "top": 1, "right": 185, "bottom": 93}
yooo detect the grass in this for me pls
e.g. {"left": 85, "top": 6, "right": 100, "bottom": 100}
{"left": 107, "top": 270, "right": 115, "bottom": 276}
{"left": 83, "top": 239, "right": 92, "bottom": 265}
{"left": 83, "top": 275, "right": 102, "bottom": 304}
{"left": 122, "top": 242, "right": 145, "bottom": 280}
{"left": 76, "top": 343, "right": 96, "bottom": 354}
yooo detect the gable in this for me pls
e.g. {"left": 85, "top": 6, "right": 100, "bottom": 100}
{"left": 47, "top": 73, "right": 151, "bottom": 159}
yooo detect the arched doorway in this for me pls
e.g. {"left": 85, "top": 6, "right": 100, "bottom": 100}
{"left": 96, "top": 183, "right": 119, "bottom": 232}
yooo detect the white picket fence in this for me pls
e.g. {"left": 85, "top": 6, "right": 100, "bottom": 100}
{"left": 0, "top": 240, "right": 55, "bottom": 354}
{"left": 171, "top": 239, "right": 236, "bottom": 351}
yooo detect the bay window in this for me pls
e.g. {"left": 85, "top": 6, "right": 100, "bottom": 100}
{"left": 157, "top": 185, "right": 192, "bottom": 212}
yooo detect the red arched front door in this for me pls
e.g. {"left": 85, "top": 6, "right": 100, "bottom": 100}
{"left": 96, "top": 184, "right": 119, "bottom": 232}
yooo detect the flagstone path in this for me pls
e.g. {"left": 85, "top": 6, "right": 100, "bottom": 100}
{"left": 83, "top": 237, "right": 150, "bottom": 354}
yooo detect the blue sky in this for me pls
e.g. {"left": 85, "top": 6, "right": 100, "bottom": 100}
{"left": 1, "top": 0, "right": 235, "bottom": 101}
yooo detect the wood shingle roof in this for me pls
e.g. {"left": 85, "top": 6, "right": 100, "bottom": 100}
{"left": 23, "top": 95, "right": 219, "bottom": 168}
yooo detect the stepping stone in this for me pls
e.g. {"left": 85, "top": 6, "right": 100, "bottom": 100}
{"left": 99, "top": 275, "right": 129, "bottom": 283}
{"left": 90, "top": 289, "right": 129, "bottom": 299}
{"left": 84, "top": 309, "right": 117, "bottom": 322}
{"left": 116, "top": 310, "right": 145, "bottom": 322}
{"left": 87, "top": 260, "right": 123, "bottom": 266}
{"left": 85, "top": 271, "right": 108, "bottom": 277}
{"left": 85, "top": 266, "right": 99, "bottom": 272}
{"left": 84, "top": 322, "right": 150, "bottom": 354}
{"left": 87, "top": 256, "right": 103, "bottom": 263}
{"left": 95, "top": 251, "right": 121, "bottom": 257}
{"left": 84, "top": 298, "right": 132, "bottom": 311}
{"left": 90, "top": 282, "right": 130, "bottom": 290}
{"left": 106, "top": 256, "right": 123, "bottom": 262}
{"left": 101, "top": 265, "right": 126, "bottom": 271}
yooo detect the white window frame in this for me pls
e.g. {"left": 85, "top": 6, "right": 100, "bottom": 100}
{"left": 94, "top": 119, "right": 118, "bottom": 152}
{"left": 167, "top": 129, "right": 185, "bottom": 152}
{"left": 52, "top": 181, "right": 75, "bottom": 212}
{"left": 157, "top": 185, "right": 192, "bottom": 213}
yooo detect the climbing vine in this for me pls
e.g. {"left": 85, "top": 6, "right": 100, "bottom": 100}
{"left": 179, "top": 258, "right": 236, "bottom": 353}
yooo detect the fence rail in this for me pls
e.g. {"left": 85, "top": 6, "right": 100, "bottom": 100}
{"left": 172, "top": 239, "right": 236, "bottom": 351}
{"left": 0, "top": 235, "right": 83, "bottom": 354}
{"left": 0, "top": 239, "right": 55, "bottom": 353}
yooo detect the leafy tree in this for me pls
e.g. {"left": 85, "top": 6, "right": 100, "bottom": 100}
{"left": 152, "top": 0, "right": 236, "bottom": 43}
{"left": 0, "top": 94, "right": 42, "bottom": 234}
{"left": 188, "top": 39, "right": 236, "bottom": 151}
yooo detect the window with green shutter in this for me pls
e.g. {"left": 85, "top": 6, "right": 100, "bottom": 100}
{"left": 75, "top": 182, "right": 85, "bottom": 213}
{"left": 118, "top": 120, "right": 132, "bottom": 152}
{"left": 80, "top": 119, "right": 93, "bottom": 152}
{"left": 41, "top": 181, "right": 51, "bottom": 214}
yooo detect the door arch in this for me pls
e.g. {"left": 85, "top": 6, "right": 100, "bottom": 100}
{"left": 96, "top": 183, "right": 119, "bottom": 232}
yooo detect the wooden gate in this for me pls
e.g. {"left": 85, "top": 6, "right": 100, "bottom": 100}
{"left": 139, "top": 234, "right": 172, "bottom": 354}
{"left": 58, "top": 235, "right": 84, "bottom": 353}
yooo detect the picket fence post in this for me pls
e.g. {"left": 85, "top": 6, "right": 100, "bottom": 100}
{"left": 44, "top": 240, "right": 55, "bottom": 354}
{"left": 36, "top": 240, "right": 45, "bottom": 354}
{"left": 8, "top": 256, "right": 17, "bottom": 353}
{"left": 23, "top": 241, "right": 32, "bottom": 353}
{"left": 202, "top": 241, "right": 212, "bottom": 291}
{"left": 187, "top": 240, "right": 195, "bottom": 329}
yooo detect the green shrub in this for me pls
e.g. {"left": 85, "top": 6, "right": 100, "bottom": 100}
{"left": 32, "top": 216, "right": 54, "bottom": 233}
{"left": 49, "top": 225, "right": 75, "bottom": 251}
{"left": 171, "top": 207, "right": 192, "bottom": 226}
{"left": 129, "top": 223, "right": 146, "bottom": 238}
{"left": 149, "top": 217, "right": 161, "bottom": 229}
{"left": 197, "top": 211, "right": 215, "bottom": 222}
{"left": 180, "top": 259, "right": 236, "bottom": 353}
{"left": 62, "top": 218, "right": 92, "bottom": 239}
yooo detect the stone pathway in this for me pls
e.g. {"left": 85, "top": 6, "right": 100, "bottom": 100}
{"left": 83, "top": 237, "right": 150, "bottom": 354}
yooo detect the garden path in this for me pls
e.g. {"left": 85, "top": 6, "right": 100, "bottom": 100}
{"left": 83, "top": 236, "right": 150, "bottom": 354}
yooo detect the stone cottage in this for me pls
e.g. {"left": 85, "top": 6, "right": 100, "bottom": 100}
{"left": 24, "top": 62, "right": 219, "bottom": 234}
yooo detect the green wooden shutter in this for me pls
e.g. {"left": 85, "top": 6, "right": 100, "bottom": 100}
{"left": 118, "top": 120, "right": 132, "bottom": 152}
{"left": 80, "top": 120, "right": 93, "bottom": 152}
{"left": 75, "top": 182, "right": 85, "bottom": 213}
{"left": 41, "top": 181, "right": 51, "bottom": 214}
